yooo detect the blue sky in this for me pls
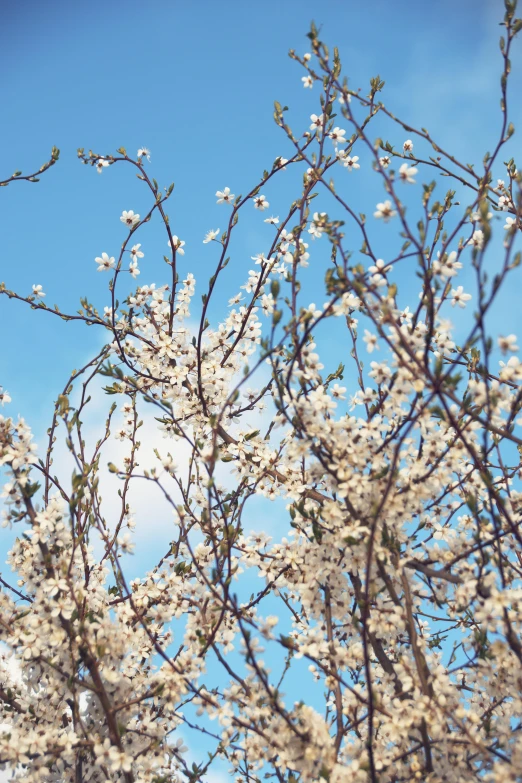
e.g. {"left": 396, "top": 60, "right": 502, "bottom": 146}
{"left": 2, "top": 0, "right": 520, "bottom": 420}
{"left": 1, "top": 0, "right": 520, "bottom": 585}
{"left": 2, "top": 0, "right": 521, "bottom": 612}
{"left": 1, "top": 0, "right": 521, "bottom": 775}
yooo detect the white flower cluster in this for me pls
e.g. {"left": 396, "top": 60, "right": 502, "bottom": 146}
{"left": 1, "top": 12, "right": 522, "bottom": 783}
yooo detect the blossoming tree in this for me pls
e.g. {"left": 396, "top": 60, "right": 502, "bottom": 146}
{"left": 1, "top": 4, "right": 522, "bottom": 782}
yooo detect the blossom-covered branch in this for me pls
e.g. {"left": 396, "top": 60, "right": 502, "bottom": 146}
{"left": 1, "top": 3, "right": 522, "bottom": 783}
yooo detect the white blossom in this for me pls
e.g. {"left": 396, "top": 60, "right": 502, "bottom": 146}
{"left": 450, "top": 285, "right": 472, "bottom": 307}
{"left": 95, "top": 252, "right": 115, "bottom": 272}
{"left": 374, "top": 199, "right": 397, "bottom": 221}
{"left": 216, "top": 186, "right": 235, "bottom": 204}
{"left": 203, "top": 228, "right": 220, "bottom": 244}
